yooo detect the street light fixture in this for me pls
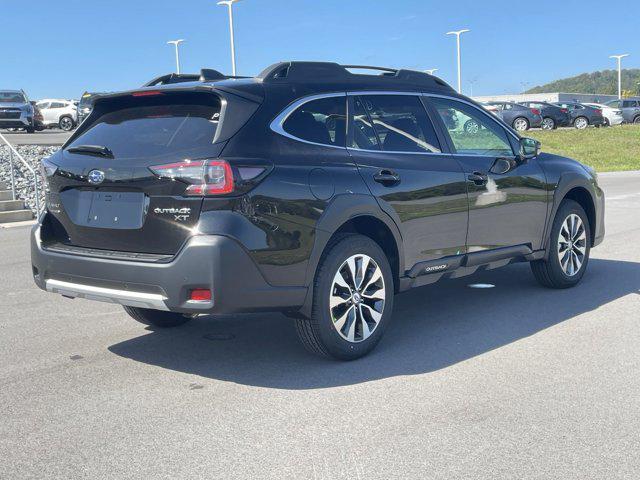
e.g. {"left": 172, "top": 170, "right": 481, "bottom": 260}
{"left": 217, "top": 0, "right": 242, "bottom": 76}
{"left": 167, "top": 39, "right": 185, "bottom": 74}
{"left": 610, "top": 54, "right": 629, "bottom": 99}
{"left": 446, "top": 29, "right": 470, "bottom": 93}
{"left": 424, "top": 68, "right": 438, "bottom": 75}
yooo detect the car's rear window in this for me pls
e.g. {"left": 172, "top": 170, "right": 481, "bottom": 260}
{"left": 67, "top": 99, "right": 221, "bottom": 160}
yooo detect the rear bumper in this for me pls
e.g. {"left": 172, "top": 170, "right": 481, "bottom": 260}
{"left": 31, "top": 224, "right": 307, "bottom": 314}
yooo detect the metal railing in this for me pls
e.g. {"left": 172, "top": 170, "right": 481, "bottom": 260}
{"left": 0, "top": 132, "right": 40, "bottom": 213}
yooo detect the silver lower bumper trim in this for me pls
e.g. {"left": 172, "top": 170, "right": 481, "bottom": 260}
{"left": 45, "top": 279, "right": 169, "bottom": 311}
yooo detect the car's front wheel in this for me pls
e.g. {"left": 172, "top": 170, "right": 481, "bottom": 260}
{"left": 512, "top": 117, "right": 529, "bottom": 131}
{"left": 296, "top": 234, "right": 394, "bottom": 360}
{"left": 633, "top": 116, "right": 640, "bottom": 124}
{"left": 59, "top": 116, "right": 75, "bottom": 131}
{"left": 531, "top": 199, "right": 591, "bottom": 289}
{"left": 123, "top": 306, "right": 191, "bottom": 328}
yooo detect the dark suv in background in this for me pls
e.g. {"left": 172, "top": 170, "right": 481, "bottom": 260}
{"left": 482, "top": 101, "right": 543, "bottom": 131}
{"left": 519, "top": 101, "right": 571, "bottom": 130}
{"left": 31, "top": 62, "right": 605, "bottom": 360}
{"left": 606, "top": 98, "right": 640, "bottom": 124}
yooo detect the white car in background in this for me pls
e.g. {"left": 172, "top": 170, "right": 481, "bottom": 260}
{"left": 35, "top": 99, "right": 78, "bottom": 131}
{"left": 584, "top": 102, "right": 624, "bottom": 127}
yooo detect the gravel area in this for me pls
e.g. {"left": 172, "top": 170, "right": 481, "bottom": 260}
{"left": 0, "top": 145, "right": 59, "bottom": 213}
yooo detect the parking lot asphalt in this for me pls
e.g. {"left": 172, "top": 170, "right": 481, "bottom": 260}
{"left": 1, "top": 130, "right": 72, "bottom": 145}
{"left": 1, "top": 172, "right": 639, "bottom": 479}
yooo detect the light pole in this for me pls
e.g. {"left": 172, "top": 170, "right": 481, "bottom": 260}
{"left": 424, "top": 68, "right": 438, "bottom": 75}
{"left": 610, "top": 54, "right": 629, "bottom": 99}
{"left": 469, "top": 77, "right": 479, "bottom": 97}
{"left": 446, "top": 29, "right": 470, "bottom": 94}
{"left": 167, "top": 39, "right": 185, "bottom": 74}
{"left": 217, "top": 0, "right": 242, "bottom": 76}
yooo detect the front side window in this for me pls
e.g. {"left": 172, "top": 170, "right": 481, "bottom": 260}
{"left": 352, "top": 95, "right": 441, "bottom": 153}
{"left": 430, "top": 97, "right": 514, "bottom": 157}
{"left": 282, "top": 96, "right": 346, "bottom": 147}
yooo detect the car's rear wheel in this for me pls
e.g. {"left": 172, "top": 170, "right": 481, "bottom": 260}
{"left": 633, "top": 116, "right": 640, "bottom": 124}
{"left": 531, "top": 199, "right": 591, "bottom": 289}
{"left": 25, "top": 126, "right": 35, "bottom": 133}
{"left": 123, "top": 306, "right": 191, "bottom": 328}
{"left": 603, "top": 118, "right": 610, "bottom": 127}
{"left": 512, "top": 117, "right": 529, "bottom": 131}
{"left": 574, "top": 116, "right": 589, "bottom": 129}
{"left": 59, "top": 116, "right": 75, "bottom": 131}
{"left": 541, "top": 117, "right": 556, "bottom": 130}
{"left": 296, "top": 234, "right": 394, "bottom": 360}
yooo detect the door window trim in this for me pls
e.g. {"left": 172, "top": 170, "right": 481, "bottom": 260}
{"left": 269, "top": 90, "right": 520, "bottom": 154}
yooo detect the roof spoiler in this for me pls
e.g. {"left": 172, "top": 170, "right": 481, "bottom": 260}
{"left": 258, "top": 61, "right": 454, "bottom": 90}
{"left": 142, "top": 69, "right": 251, "bottom": 87}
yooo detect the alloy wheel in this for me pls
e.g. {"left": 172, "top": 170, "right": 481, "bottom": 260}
{"left": 329, "top": 254, "right": 386, "bottom": 343}
{"left": 59, "top": 117, "right": 74, "bottom": 131}
{"left": 541, "top": 118, "right": 555, "bottom": 130}
{"left": 557, "top": 214, "right": 587, "bottom": 277}
{"left": 574, "top": 117, "right": 588, "bottom": 129}
{"left": 513, "top": 118, "right": 528, "bottom": 131}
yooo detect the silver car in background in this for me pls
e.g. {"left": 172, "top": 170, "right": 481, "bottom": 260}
{"left": 583, "top": 102, "right": 623, "bottom": 126}
{"left": 0, "top": 90, "right": 35, "bottom": 132}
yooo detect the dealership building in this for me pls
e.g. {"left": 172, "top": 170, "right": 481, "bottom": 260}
{"left": 473, "top": 92, "right": 620, "bottom": 104}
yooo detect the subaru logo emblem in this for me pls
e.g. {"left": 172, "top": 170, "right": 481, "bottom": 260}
{"left": 87, "top": 169, "right": 105, "bottom": 184}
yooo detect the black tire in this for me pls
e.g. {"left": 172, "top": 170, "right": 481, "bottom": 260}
{"left": 531, "top": 199, "right": 591, "bottom": 289}
{"left": 58, "top": 116, "right": 75, "bottom": 131}
{"left": 123, "top": 306, "right": 191, "bottom": 328}
{"left": 512, "top": 117, "right": 529, "bottom": 131}
{"left": 25, "top": 126, "right": 35, "bottom": 133}
{"left": 633, "top": 116, "right": 640, "bottom": 124}
{"left": 295, "top": 234, "right": 394, "bottom": 360}
{"left": 603, "top": 118, "right": 610, "bottom": 127}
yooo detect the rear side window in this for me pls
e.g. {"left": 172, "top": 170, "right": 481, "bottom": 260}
{"left": 282, "top": 96, "right": 346, "bottom": 147}
{"left": 353, "top": 95, "right": 441, "bottom": 153}
{"left": 67, "top": 97, "right": 221, "bottom": 160}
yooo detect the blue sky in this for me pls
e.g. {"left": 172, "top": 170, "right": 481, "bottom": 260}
{"left": 3, "top": 0, "right": 639, "bottom": 100}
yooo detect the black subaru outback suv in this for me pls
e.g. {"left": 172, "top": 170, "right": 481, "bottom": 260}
{"left": 31, "top": 62, "right": 605, "bottom": 360}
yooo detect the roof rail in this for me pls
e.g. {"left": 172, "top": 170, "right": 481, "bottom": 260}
{"left": 258, "top": 61, "right": 454, "bottom": 90}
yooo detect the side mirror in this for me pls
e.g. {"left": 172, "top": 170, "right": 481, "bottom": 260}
{"left": 519, "top": 137, "right": 540, "bottom": 161}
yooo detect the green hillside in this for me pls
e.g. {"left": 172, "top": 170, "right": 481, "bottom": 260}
{"left": 526, "top": 69, "right": 640, "bottom": 95}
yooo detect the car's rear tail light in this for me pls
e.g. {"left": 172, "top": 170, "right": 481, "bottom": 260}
{"left": 560, "top": 108, "right": 568, "bottom": 113}
{"left": 189, "top": 289, "right": 212, "bottom": 302}
{"left": 531, "top": 108, "right": 541, "bottom": 115}
{"left": 150, "top": 159, "right": 234, "bottom": 196}
{"left": 595, "top": 109, "right": 602, "bottom": 116}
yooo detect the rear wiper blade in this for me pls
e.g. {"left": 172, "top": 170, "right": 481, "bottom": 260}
{"left": 66, "top": 145, "right": 114, "bottom": 158}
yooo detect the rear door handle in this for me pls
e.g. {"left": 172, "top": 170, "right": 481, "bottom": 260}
{"left": 467, "top": 172, "right": 488, "bottom": 186}
{"left": 373, "top": 169, "right": 400, "bottom": 186}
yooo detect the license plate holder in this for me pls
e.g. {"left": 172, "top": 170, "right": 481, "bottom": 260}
{"left": 85, "top": 191, "right": 146, "bottom": 229}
